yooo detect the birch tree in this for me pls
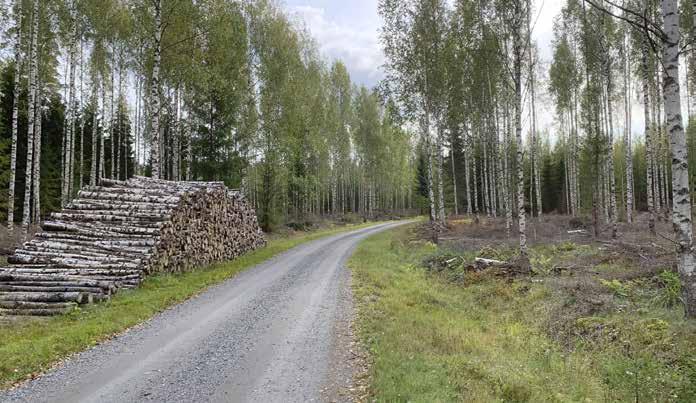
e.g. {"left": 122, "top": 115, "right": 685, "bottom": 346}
{"left": 21, "top": 0, "right": 40, "bottom": 228}
{"left": 661, "top": 0, "right": 696, "bottom": 317}
{"left": 7, "top": 0, "right": 23, "bottom": 229}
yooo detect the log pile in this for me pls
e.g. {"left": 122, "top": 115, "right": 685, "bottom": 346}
{"left": 0, "top": 177, "right": 265, "bottom": 316}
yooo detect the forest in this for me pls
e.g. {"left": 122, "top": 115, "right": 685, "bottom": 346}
{"left": 1, "top": 0, "right": 696, "bottom": 311}
{"left": 2, "top": 0, "right": 696, "bottom": 400}
{"left": 0, "top": 0, "right": 416, "bottom": 235}
{"left": 377, "top": 0, "right": 696, "bottom": 318}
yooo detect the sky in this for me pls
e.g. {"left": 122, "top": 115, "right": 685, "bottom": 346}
{"left": 283, "top": 0, "right": 567, "bottom": 137}
{"left": 284, "top": 0, "right": 564, "bottom": 89}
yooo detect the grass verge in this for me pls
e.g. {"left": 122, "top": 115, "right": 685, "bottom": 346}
{"left": 350, "top": 224, "right": 696, "bottom": 402}
{"left": 0, "top": 221, "right": 386, "bottom": 390}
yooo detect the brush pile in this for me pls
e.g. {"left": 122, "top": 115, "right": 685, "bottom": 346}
{"left": 0, "top": 177, "right": 265, "bottom": 316}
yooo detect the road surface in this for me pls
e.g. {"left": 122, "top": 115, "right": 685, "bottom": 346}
{"left": 0, "top": 222, "right": 405, "bottom": 403}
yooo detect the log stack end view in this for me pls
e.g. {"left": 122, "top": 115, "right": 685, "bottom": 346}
{"left": 0, "top": 177, "right": 266, "bottom": 317}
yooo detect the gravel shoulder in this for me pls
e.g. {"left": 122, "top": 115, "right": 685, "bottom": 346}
{"left": 0, "top": 221, "right": 405, "bottom": 403}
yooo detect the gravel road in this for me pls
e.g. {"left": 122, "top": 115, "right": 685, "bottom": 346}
{"left": 0, "top": 222, "right": 405, "bottom": 403}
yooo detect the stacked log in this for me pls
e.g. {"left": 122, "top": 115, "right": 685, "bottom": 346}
{"left": 0, "top": 177, "right": 265, "bottom": 316}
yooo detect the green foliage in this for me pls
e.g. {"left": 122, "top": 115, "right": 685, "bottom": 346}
{"left": 353, "top": 226, "right": 696, "bottom": 402}
{"left": 600, "top": 279, "right": 632, "bottom": 298}
{"left": 656, "top": 270, "right": 683, "bottom": 308}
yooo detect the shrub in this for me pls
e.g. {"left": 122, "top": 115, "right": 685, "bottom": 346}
{"left": 655, "top": 270, "right": 682, "bottom": 308}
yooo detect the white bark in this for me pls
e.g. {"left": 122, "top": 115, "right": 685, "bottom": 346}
{"left": 173, "top": 87, "right": 181, "bottom": 181}
{"left": 514, "top": 1, "right": 527, "bottom": 256}
{"left": 463, "top": 124, "right": 472, "bottom": 215}
{"left": 450, "top": 127, "right": 458, "bottom": 216}
{"left": 436, "top": 122, "right": 446, "bottom": 223}
{"left": 624, "top": 34, "right": 634, "bottom": 223}
{"left": 63, "top": 5, "right": 77, "bottom": 207}
{"left": 642, "top": 38, "right": 656, "bottom": 234}
{"left": 150, "top": 0, "right": 162, "bottom": 179}
{"left": 79, "top": 39, "right": 85, "bottom": 190}
{"left": 661, "top": 0, "right": 696, "bottom": 317}
{"left": 423, "top": 115, "right": 436, "bottom": 222}
{"left": 606, "top": 57, "right": 618, "bottom": 239}
{"left": 8, "top": 0, "right": 23, "bottom": 229}
{"left": 110, "top": 56, "right": 115, "bottom": 180}
{"left": 32, "top": 76, "right": 42, "bottom": 223}
{"left": 22, "top": 0, "right": 39, "bottom": 228}
{"left": 90, "top": 82, "right": 98, "bottom": 186}
{"left": 99, "top": 82, "right": 106, "bottom": 182}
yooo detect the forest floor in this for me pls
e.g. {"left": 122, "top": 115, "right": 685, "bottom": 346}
{"left": 349, "top": 216, "right": 696, "bottom": 402}
{"left": 0, "top": 219, "right": 394, "bottom": 390}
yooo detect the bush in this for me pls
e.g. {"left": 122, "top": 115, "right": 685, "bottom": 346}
{"left": 655, "top": 270, "right": 682, "bottom": 308}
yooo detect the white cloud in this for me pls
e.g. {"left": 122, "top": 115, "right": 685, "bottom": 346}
{"left": 288, "top": 5, "right": 384, "bottom": 87}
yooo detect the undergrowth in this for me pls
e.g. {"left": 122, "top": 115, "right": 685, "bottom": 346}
{"left": 350, "top": 224, "right": 696, "bottom": 402}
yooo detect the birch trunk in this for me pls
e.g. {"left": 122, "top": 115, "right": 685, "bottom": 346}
{"left": 22, "top": 0, "right": 39, "bottom": 228}
{"left": 606, "top": 58, "right": 618, "bottom": 239}
{"left": 436, "top": 123, "right": 446, "bottom": 223}
{"left": 63, "top": 8, "right": 77, "bottom": 207}
{"left": 173, "top": 87, "right": 181, "bottom": 181}
{"left": 185, "top": 106, "right": 192, "bottom": 180}
{"left": 99, "top": 83, "right": 105, "bottom": 182}
{"left": 463, "top": 126, "right": 472, "bottom": 215}
{"left": 530, "top": 61, "right": 542, "bottom": 219}
{"left": 423, "top": 115, "right": 436, "bottom": 222}
{"left": 79, "top": 39, "right": 85, "bottom": 190}
{"left": 8, "top": 0, "right": 23, "bottom": 229}
{"left": 116, "top": 59, "right": 122, "bottom": 180}
{"left": 642, "top": 38, "right": 656, "bottom": 234}
{"left": 482, "top": 136, "right": 490, "bottom": 217}
{"left": 661, "top": 0, "right": 696, "bottom": 317}
{"left": 624, "top": 34, "right": 634, "bottom": 223}
{"left": 450, "top": 127, "right": 458, "bottom": 216}
{"left": 504, "top": 99, "right": 513, "bottom": 235}
{"left": 32, "top": 77, "right": 43, "bottom": 223}
{"left": 90, "top": 83, "right": 98, "bottom": 186}
{"left": 472, "top": 150, "right": 479, "bottom": 214}
{"left": 150, "top": 0, "right": 162, "bottom": 180}
{"left": 110, "top": 58, "right": 115, "bottom": 180}
{"left": 514, "top": 2, "right": 527, "bottom": 256}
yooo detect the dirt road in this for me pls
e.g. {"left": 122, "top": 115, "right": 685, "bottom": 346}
{"left": 0, "top": 222, "right": 406, "bottom": 403}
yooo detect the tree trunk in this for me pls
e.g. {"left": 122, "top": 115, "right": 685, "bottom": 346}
{"left": 514, "top": 1, "right": 527, "bottom": 257}
{"left": 8, "top": 0, "right": 23, "bottom": 229}
{"left": 79, "top": 39, "right": 85, "bottom": 190}
{"left": 32, "top": 76, "right": 42, "bottom": 224}
{"left": 450, "top": 126, "right": 458, "bottom": 216}
{"left": 642, "top": 38, "right": 656, "bottom": 234}
{"left": 99, "top": 82, "right": 106, "bottom": 182}
{"left": 661, "top": 0, "right": 696, "bottom": 317}
{"left": 22, "top": 0, "right": 39, "bottom": 228}
{"left": 63, "top": 7, "right": 77, "bottom": 207}
{"left": 110, "top": 56, "right": 116, "bottom": 180}
{"left": 624, "top": 34, "right": 634, "bottom": 223}
{"left": 530, "top": 54, "right": 542, "bottom": 219}
{"left": 436, "top": 122, "right": 446, "bottom": 223}
{"left": 150, "top": 0, "right": 162, "bottom": 179}
{"left": 423, "top": 115, "right": 436, "bottom": 222}
{"left": 463, "top": 124, "right": 472, "bottom": 215}
{"left": 606, "top": 57, "right": 618, "bottom": 239}
{"left": 90, "top": 83, "right": 98, "bottom": 186}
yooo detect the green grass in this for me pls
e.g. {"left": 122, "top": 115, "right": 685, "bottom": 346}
{"left": 0, "top": 221, "right": 386, "bottom": 389}
{"left": 349, "top": 224, "right": 696, "bottom": 402}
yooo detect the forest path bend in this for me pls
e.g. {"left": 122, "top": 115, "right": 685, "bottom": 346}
{"left": 0, "top": 221, "right": 407, "bottom": 403}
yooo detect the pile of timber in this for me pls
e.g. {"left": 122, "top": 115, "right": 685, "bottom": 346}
{"left": 0, "top": 176, "right": 265, "bottom": 316}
